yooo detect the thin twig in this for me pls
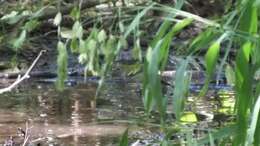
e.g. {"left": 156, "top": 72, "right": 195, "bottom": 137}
{"left": 22, "top": 122, "right": 30, "bottom": 146}
{"left": 0, "top": 50, "right": 46, "bottom": 94}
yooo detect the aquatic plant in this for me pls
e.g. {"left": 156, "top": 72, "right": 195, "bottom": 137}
{"left": 117, "top": 0, "right": 260, "bottom": 145}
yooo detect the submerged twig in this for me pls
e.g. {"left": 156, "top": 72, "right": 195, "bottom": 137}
{"left": 0, "top": 50, "right": 46, "bottom": 94}
{"left": 22, "top": 122, "right": 30, "bottom": 146}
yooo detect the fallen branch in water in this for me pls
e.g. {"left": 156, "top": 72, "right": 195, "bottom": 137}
{"left": 0, "top": 50, "right": 46, "bottom": 94}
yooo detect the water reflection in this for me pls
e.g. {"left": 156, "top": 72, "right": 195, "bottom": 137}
{"left": 0, "top": 77, "right": 236, "bottom": 145}
{"left": 0, "top": 80, "right": 139, "bottom": 145}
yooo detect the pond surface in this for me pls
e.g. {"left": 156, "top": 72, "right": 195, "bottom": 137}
{"left": 0, "top": 75, "right": 235, "bottom": 145}
{"left": 0, "top": 77, "right": 144, "bottom": 145}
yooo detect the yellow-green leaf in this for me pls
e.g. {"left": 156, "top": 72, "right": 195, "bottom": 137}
{"left": 56, "top": 41, "right": 68, "bottom": 91}
{"left": 97, "top": 29, "right": 107, "bottom": 43}
{"left": 60, "top": 28, "right": 74, "bottom": 39}
{"left": 180, "top": 112, "right": 198, "bottom": 123}
{"left": 13, "top": 30, "right": 27, "bottom": 49}
{"left": 72, "top": 21, "right": 83, "bottom": 38}
{"left": 53, "top": 12, "right": 62, "bottom": 26}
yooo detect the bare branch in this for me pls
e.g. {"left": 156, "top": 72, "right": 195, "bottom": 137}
{"left": 0, "top": 50, "right": 46, "bottom": 94}
{"left": 38, "top": 0, "right": 109, "bottom": 20}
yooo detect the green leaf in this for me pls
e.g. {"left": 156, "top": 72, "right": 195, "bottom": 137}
{"left": 225, "top": 64, "right": 235, "bottom": 86}
{"left": 72, "top": 21, "right": 83, "bottom": 38}
{"left": 143, "top": 18, "right": 193, "bottom": 119}
{"left": 171, "top": 18, "right": 193, "bottom": 34}
{"left": 30, "top": 6, "right": 47, "bottom": 19}
{"left": 180, "top": 112, "right": 197, "bottom": 123}
{"left": 87, "top": 39, "right": 98, "bottom": 75}
{"left": 23, "top": 19, "right": 40, "bottom": 32}
{"left": 0, "top": 11, "right": 23, "bottom": 24}
{"left": 87, "top": 39, "right": 97, "bottom": 51}
{"left": 205, "top": 42, "right": 220, "bottom": 76}
{"left": 104, "top": 35, "right": 117, "bottom": 62}
{"left": 89, "top": 28, "right": 99, "bottom": 40}
{"left": 70, "top": 38, "right": 79, "bottom": 53}
{"left": 1, "top": 11, "right": 18, "bottom": 20}
{"left": 13, "top": 30, "right": 27, "bottom": 50}
{"left": 245, "top": 95, "right": 260, "bottom": 146}
{"left": 97, "top": 29, "right": 107, "bottom": 43}
{"left": 150, "top": 1, "right": 185, "bottom": 47}
{"left": 53, "top": 12, "right": 62, "bottom": 26}
{"left": 70, "top": 7, "right": 81, "bottom": 21}
{"left": 158, "top": 18, "right": 193, "bottom": 70}
{"left": 60, "top": 28, "right": 74, "bottom": 39}
{"left": 119, "top": 21, "right": 124, "bottom": 33}
{"left": 234, "top": 41, "right": 253, "bottom": 145}
{"left": 188, "top": 29, "right": 216, "bottom": 54}
{"left": 56, "top": 41, "right": 68, "bottom": 91}
{"left": 119, "top": 129, "right": 128, "bottom": 146}
{"left": 209, "top": 132, "right": 215, "bottom": 146}
{"left": 79, "top": 39, "right": 87, "bottom": 54}
{"left": 200, "top": 41, "right": 221, "bottom": 96}
{"left": 120, "top": 37, "right": 128, "bottom": 49}
{"left": 78, "top": 53, "right": 87, "bottom": 64}
{"left": 132, "top": 38, "right": 142, "bottom": 61}
{"left": 145, "top": 40, "right": 166, "bottom": 118}
{"left": 151, "top": 20, "right": 172, "bottom": 47}
{"left": 124, "top": 3, "right": 155, "bottom": 38}
{"left": 172, "top": 59, "right": 190, "bottom": 121}
{"left": 239, "top": 1, "right": 258, "bottom": 34}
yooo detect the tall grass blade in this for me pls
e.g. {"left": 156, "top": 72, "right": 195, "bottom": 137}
{"left": 159, "top": 18, "right": 193, "bottom": 70}
{"left": 124, "top": 3, "right": 155, "bottom": 38}
{"left": 147, "top": 40, "right": 164, "bottom": 117}
{"left": 119, "top": 129, "right": 128, "bottom": 146}
{"left": 13, "top": 30, "right": 27, "bottom": 50}
{"left": 234, "top": 42, "right": 253, "bottom": 145}
{"left": 234, "top": 1, "right": 258, "bottom": 142}
{"left": 199, "top": 42, "right": 220, "bottom": 96}
{"left": 172, "top": 59, "right": 190, "bottom": 121}
{"left": 209, "top": 131, "right": 215, "bottom": 146}
{"left": 143, "top": 18, "right": 193, "bottom": 119}
{"left": 188, "top": 28, "right": 216, "bottom": 54}
{"left": 56, "top": 41, "right": 68, "bottom": 91}
{"left": 200, "top": 33, "right": 228, "bottom": 97}
{"left": 254, "top": 115, "right": 260, "bottom": 145}
{"left": 245, "top": 95, "right": 260, "bottom": 146}
{"left": 151, "top": 0, "right": 185, "bottom": 47}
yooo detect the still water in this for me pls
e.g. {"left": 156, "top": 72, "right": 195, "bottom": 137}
{"left": 0, "top": 76, "right": 235, "bottom": 145}
{"left": 0, "top": 78, "right": 142, "bottom": 145}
